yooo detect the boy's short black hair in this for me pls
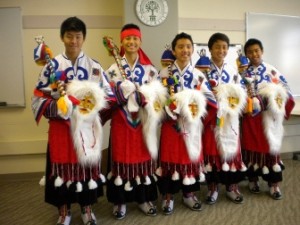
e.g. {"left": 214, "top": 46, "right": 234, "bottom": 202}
{"left": 121, "top": 23, "right": 140, "bottom": 32}
{"left": 244, "top": 38, "right": 264, "bottom": 54}
{"left": 60, "top": 17, "right": 86, "bottom": 39}
{"left": 208, "top": 32, "right": 230, "bottom": 50}
{"left": 171, "top": 32, "right": 194, "bottom": 51}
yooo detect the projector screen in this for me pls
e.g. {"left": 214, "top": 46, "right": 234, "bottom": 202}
{"left": 246, "top": 12, "right": 300, "bottom": 97}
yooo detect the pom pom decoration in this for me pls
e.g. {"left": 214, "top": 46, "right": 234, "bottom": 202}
{"left": 222, "top": 162, "right": 230, "bottom": 172}
{"left": 152, "top": 174, "right": 158, "bottom": 182}
{"left": 114, "top": 175, "right": 123, "bottom": 186}
{"left": 99, "top": 173, "right": 106, "bottom": 183}
{"left": 39, "top": 175, "right": 45, "bottom": 186}
{"left": 199, "top": 172, "right": 206, "bottom": 183}
{"left": 230, "top": 163, "right": 237, "bottom": 172}
{"left": 182, "top": 175, "right": 191, "bottom": 185}
{"left": 253, "top": 163, "right": 259, "bottom": 171}
{"left": 155, "top": 167, "right": 162, "bottom": 177}
{"left": 189, "top": 176, "right": 196, "bottom": 185}
{"left": 76, "top": 182, "right": 83, "bottom": 192}
{"left": 54, "top": 176, "right": 64, "bottom": 187}
{"left": 107, "top": 171, "right": 113, "bottom": 180}
{"left": 66, "top": 180, "right": 72, "bottom": 188}
{"left": 273, "top": 163, "right": 282, "bottom": 172}
{"left": 124, "top": 181, "right": 133, "bottom": 191}
{"left": 135, "top": 175, "right": 141, "bottom": 185}
{"left": 247, "top": 162, "right": 252, "bottom": 168}
{"left": 240, "top": 163, "right": 247, "bottom": 172}
{"left": 88, "top": 178, "right": 98, "bottom": 190}
{"left": 143, "top": 175, "right": 151, "bottom": 185}
{"left": 171, "top": 170, "right": 180, "bottom": 181}
{"left": 262, "top": 165, "right": 270, "bottom": 174}
{"left": 205, "top": 163, "right": 212, "bottom": 172}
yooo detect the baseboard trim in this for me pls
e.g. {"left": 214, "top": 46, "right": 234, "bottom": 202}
{"left": 0, "top": 172, "right": 44, "bottom": 182}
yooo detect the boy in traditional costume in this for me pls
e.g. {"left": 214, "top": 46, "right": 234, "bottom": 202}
{"left": 156, "top": 32, "right": 217, "bottom": 215}
{"left": 104, "top": 23, "right": 166, "bottom": 220}
{"left": 241, "top": 38, "right": 295, "bottom": 200}
{"left": 198, "top": 33, "right": 247, "bottom": 205}
{"left": 31, "top": 17, "right": 114, "bottom": 225}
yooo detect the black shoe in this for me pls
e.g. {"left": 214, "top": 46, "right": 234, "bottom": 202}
{"left": 139, "top": 202, "right": 157, "bottom": 216}
{"left": 249, "top": 181, "right": 260, "bottom": 194}
{"left": 270, "top": 184, "right": 283, "bottom": 200}
{"left": 113, "top": 204, "right": 126, "bottom": 220}
{"left": 162, "top": 199, "right": 174, "bottom": 215}
{"left": 183, "top": 194, "right": 202, "bottom": 211}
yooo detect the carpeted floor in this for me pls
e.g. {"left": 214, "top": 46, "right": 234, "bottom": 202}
{"left": 0, "top": 159, "right": 299, "bottom": 225}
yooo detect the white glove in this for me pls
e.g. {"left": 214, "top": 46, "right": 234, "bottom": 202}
{"left": 165, "top": 105, "right": 177, "bottom": 120}
{"left": 127, "top": 93, "right": 139, "bottom": 112}
{"left": 252, "top": 96, "right": 261, "bottom": 115}
{"left": 120, "top": 80, "right": 136, "bottom": 99}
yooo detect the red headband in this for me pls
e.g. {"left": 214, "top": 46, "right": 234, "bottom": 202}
{"left": 120, "top": 28, "right": 141, "bottom": 41}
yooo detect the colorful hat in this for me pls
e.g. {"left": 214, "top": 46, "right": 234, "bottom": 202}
{"left": 161, "top": 44, "right": 175, "bottom": 65}
{"left": 195, "top": 49, "right": 210, "bottom": 69}
{"left": 236, "top": 49, "right": 248, "bottom": 69}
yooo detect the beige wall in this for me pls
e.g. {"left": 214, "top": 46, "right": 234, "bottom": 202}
{"left": 0, "top": 0, "right": 300, "bottom": 174}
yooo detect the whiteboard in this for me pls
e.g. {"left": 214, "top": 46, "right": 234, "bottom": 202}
{"left": 192, "top": 43, "right": 243, "bottom": 69}
{"left": 0, "top": 7, "right": 25, "bottom": 107}
{"left": 246, "top": 12, "right": 300, "bottom": 97}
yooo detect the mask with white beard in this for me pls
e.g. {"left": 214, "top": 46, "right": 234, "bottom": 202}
{"left": 66, "top": 80, "right": 107, "bottom": 166}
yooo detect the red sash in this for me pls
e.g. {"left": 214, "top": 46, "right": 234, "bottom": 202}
{"left": 48, "top": 120, "right": 78, "bottom": 163}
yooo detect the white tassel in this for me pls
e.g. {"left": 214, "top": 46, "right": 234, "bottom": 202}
{"left": 199, "top": 172, "right": 206, "bottom": 183}
{"left": 273, "top": 163, "right": 281, "bottom": 172}
{"left": 183, "top": 175, "right": 191, "bottom": 185}
{"left": 114, "top": 175, "right": 123, "bottom": 186}
{"left": 205, "top": 163, "right": 212, "bottom": 172}
{"left": 240, "top": 163, "right": 247, "bottom": 172}
{"left": 66, "top": 180, "right": 72, "bottom": 188}
{"left": 135, "top": 175, "right": 141, "bottom": 185}
{"left": 152, "top": 174, "right": 158, "bottom": 182}
{"left": 144, "top": 175, "right": 151, "bottom": 185}
{"left": 76, "top": 182, "right": 83, "bottom": 192}
{"left": 88, "top": 178, "right": 98, "bottom": 190}
{"left": 254, "top": 163, "right": 259, "bottom": 171}
{"left": 230, "top": 164, "right": 237, "bottom": 172}
{"left": 99, "top": 173, "right": 106, "bottom": 183}
{"left": 124, "top": 181, "right": 133, "bottom": 191}
{"left": 262, "top": 165, "right": 269, "bottom": 174}
{"left": 171, "top": 170, "right": 180, "bottom": 181}
{"left": 54, "top": 176, "right": 64, "bottom": 187}
{"left": 39, "top": 175, "right": 45, "bottom": 186}
{"left": 107, "top": 171, "right": 113, "bottom": 180}
{"left": 189, "top": 176, "right": 196, "bottom": 184}
{"left": 222, "top": 162, "right": 230, "bottom": 172}
{"left": 248, "top": 162, "right": 252, "bottom": 168}
{"left": 155, "top": 167, "right": 162, "bottom": 176}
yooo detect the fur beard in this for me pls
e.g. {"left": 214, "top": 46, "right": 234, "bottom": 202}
{"left": 215, "top": 83, "right": 247, "bottom": 161}
{"left": 259, "top": 83, "right": 288, "bottom": 155}
{"left": 173, "top": 89, "right": 207, "bottom": 162}
{"left": 139, "top": 80, "right": 168, "bottom": 160}
{"left": 71, "top": 109, "right": 103, "bottom": 166}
